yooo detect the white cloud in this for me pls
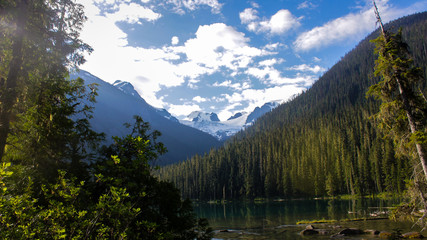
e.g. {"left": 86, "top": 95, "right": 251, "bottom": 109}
{"left": 213, "top": 80, "right": 251, "bottom": 91}
{"left": 288, "top": 64, "right": 325, "bottom": 74}
{"left": 171, "top": 36, "right": 179, "bottom": 45}
{"left": 167, "top": 103, "right": 201, "bottom": 117}
{"left": 293, "top": 0, "right": 426, "bottom": 52}
{"left": 240, "top": 8, "right": 300, "bottom": 35}
{"left": 313, "top": 57, "right": 321, "bottom": 62}
{"left": 107, "top": 2, "right": 161, "bottom": 24}
{"left": 259, "top": 58, "right": 284, "bottom": 67}
{"left": 250, "top": 2, "right": 260, "bottom": 8}
{"left": 297, "top": 1, "right": 317, "bottom": 10}
{"left": 294, "top": 9, "right": 375, "bottom": 51}
{"left": 174, "top": 23, "right": 272, "bottom": 72}
{"left": 167, "top": 0, "right": 223, "bottom": 14}
{"left": 192, "top": 96, "right": 207, "bottom": 103}
{"left": 259, "top": 10, "right": 301, "bottom": 34}
{"left": 263, "top": 42, "right": 286, "bottom": 51}
{"left": 239, "top": 8, "right": 259, "bottom": 24}
{"left": 246, "top": 65, "right": 317, "bottom": 87}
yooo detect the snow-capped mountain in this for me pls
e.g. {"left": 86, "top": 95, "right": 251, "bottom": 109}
{"left": 245, "top": 102, "right": 279, "bottom": 125}
{"left": 187, "top": 112, "right": 220, "bottom": 122}
{"left": 113, "top": 80, "right": 141, "bottom": 98}
{"left": 71, "top": 70, "right": 220, "bottom": 165}
{"left": 180, "top": 102, "right": 279, "bottom": 141}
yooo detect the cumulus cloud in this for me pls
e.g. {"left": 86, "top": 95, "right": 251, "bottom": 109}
{"left": 288, "top": 64, "right": 325, "bottom": 74}
{"left": 192, "top": 96, "right": 208, "bottom": 103}
{"left": 167, "top": 103, "right": 201, "bottom": 117}
{"left": 171, "top": 36, "right": 179, "bottom": 45}
{"left": 107, "top": 2, "right": 161, "bottom": 24}
{"left": 167, "top": 0, "right": 223, "bottom": 14}
{"left": 240, "top": 8, "right": 301, "bottom": 35}
{"left": 239, "top": 8, "right": 259, "bottom": 24}
{"left": 174, "top": 23, "right": 273, "bottom": 73}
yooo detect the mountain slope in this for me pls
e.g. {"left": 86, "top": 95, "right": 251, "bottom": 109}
{"left": 159, "top": 12, "right": 427, "bottom": 199}
{"left": 71, "top": 71, "right": 220, "bottom": 165}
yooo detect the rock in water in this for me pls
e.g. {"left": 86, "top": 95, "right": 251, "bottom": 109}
{"left": 300, "top": 229, "right": 318, "bottom": 235}
{"left": 402, "top": 232, "right": 423, "bottom": 239}
{"left": 338, "top": 228, "right": 364, "bottom": 235}
{"left": 364, "top": 229, "right": 380, "bottom": 235}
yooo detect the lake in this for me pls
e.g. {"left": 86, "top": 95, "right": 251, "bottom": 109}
{"left": 193, "top": 198, "right": 425, "bottom": 239}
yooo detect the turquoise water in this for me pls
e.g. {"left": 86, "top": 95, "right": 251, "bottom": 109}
{"left": 193, "top": 199, "right": 424, "bottom": 239}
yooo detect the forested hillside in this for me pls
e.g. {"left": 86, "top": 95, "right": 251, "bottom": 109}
{"left": 159, "top": 12, "right": 427, "bottom": 200}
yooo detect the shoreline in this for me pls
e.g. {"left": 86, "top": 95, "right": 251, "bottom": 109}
{"left": 212, "top": 218, "right": 425, "bottom": 239}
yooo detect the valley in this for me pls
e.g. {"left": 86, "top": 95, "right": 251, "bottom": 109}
{"left": 1, "top": 0, "right": 426, "bottom": 238}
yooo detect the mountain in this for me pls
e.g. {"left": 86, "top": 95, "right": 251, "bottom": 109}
{"left": 112, "top": 80, "right": 141, "bottom": 98}
{"left": 154, "top": 108, "right": 180, "bottom": 123}
{"left": 113, "top": 79, "right": 180, "bottom": 123}
{"left": 187, "top": 112, "right": 220, "bottom": 122}
{"left": 180, "top": 102, "right": 279, "bottom": 141}
{"left": 159, "top": 12, "right": 427, "bottom": 199}
{"left": 245, "top": 102, "right": 279, "bottom": 125}
{"left": 71, "top": 70, "right": 220, "bottom": 165}
{"left": 227, "top": 112, "right": 244, "bottom": 121}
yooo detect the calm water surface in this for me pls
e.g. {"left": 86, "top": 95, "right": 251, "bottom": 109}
{"left": 193, "top": 199, "right": 425, "bottom": 239}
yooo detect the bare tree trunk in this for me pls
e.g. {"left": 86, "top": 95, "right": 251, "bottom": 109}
{"left": 396, "top": 77, "right": 427, "bottom": 180}
{"left": 0, "top": 0, "right": 28, "bottom": 161}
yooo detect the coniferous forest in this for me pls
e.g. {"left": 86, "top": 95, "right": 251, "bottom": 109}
{"left": 159, "top": 12, "right": 427, "bottom": 200}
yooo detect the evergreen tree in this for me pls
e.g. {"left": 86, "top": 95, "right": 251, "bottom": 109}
{"left": 0, "top": 0, "right": 91, "bottom": 161}
{"left": 368, "top": 2, "right": 427, "bottom": 180}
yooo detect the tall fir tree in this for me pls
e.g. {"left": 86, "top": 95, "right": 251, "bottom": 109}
{"left": 0, "top": 0, "right": 91, "bottom": 161}
{"left": 368, "top": 1, "right": 427, "bottom": 181}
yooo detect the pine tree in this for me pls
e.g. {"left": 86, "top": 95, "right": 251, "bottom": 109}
{"left": 368, "top": 1, "right": 427, "bottom": 180}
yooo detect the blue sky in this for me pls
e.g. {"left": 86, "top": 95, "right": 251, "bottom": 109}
{"left": 76, "top": 0, "right": 427, "bottom": 120}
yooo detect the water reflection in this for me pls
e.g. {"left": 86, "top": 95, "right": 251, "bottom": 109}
{"left": 193, "top": 198, "right": 401, "bottom": 230}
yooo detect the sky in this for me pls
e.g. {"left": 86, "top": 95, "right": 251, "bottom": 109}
{"left": 75, "top": 0, "right": 427, "bottom": 120}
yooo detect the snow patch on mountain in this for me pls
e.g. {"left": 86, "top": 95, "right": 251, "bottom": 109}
{"left": 155, "top": 108, "right": 179, "bottom": 123}
{"left": 113, "top": 80, "right": 141, "bottom": 98}
{"left": 180, "top": 102, "right": 279, "bottom": 141}
{"left": 186, "top": 112, "right": 220, "bottom": 122}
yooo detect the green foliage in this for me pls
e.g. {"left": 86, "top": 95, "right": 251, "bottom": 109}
{"left": 0, "top": 117, "right": 212, "bottom": 239}
{"left": 368, "top": 29, "right": 427, "bottom": 160}
{"left": 0, "top": 0, "right": 208, "bottom": 238}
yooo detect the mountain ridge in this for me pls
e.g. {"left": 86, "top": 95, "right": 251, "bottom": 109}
{"left": 71, "top": 70, "right": 221, "bottom": 165}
